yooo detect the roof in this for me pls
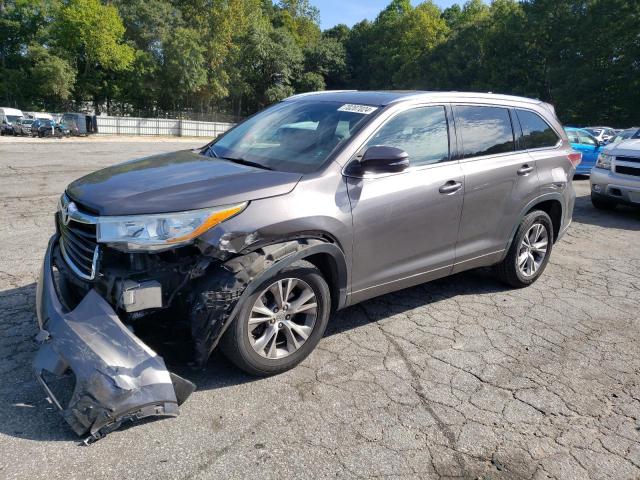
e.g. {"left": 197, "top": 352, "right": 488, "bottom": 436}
{"left": 285, "top": 90, "right": 544, "bottom": 107}
{"left": 0, "top": 107, "right": 23, "bottom": 115}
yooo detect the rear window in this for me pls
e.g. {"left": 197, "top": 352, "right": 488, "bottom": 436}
{"left": 516, "top": 110, "right": 560, "bottom": 149}
{"left": 455, "top": 106, "right": 515, "bottom": 158}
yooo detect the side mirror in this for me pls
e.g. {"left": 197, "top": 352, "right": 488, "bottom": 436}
{"left": 359, "top": 146, "right": 409, "bottom": 173}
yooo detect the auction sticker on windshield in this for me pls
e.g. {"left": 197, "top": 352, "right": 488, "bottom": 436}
{"left": 337, "top": 104, "right": 378, "bottom": 115}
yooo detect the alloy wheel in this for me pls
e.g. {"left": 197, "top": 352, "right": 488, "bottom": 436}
{"left": 518, "top": 223, "right": 549, "bottom": 277}
{"left": 247, "top": 278, "right": 318, "bottom": 359}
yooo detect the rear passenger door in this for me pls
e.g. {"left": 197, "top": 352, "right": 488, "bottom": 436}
{"left": 452, "top": 105, "right": 540, "bottom": 272}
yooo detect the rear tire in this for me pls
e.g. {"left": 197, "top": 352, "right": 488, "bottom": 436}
{"left": 495, "top": 210, "right": 554, "bottom": 288}
{"left": 221, "top": 261, "right": 331, "bottom": 376}
{"left": 591, "top": 194, "right": 617, "bottom": 210}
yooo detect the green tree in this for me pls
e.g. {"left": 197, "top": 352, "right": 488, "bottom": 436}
{"left": 2, "top": 0, "right": 639, "bottom": 126}
{"left": 161, "top": 27, "right": 207, "bottom": 109}
{"left": 28, "top": 44, "right": 76, "bottom": 109}
{"left": 302, "top": 36, "right": 347, "bottom": 90}
{"left": 323, "top": 23, "right": 350, "bottom": 44}
{"left": 272, "top": 0, "right": 321, "bottom": 47}
{"left": 0, "top": 0, "right": 55, "bottom": 106}
{"left": 228, "top": 24, "right": 303, "bottom": 114}
{"left": 346, "top": 1, "right": 448, "bottom": 89}
{"left": 53, "top": 0, "right": 134, "bottom": 111}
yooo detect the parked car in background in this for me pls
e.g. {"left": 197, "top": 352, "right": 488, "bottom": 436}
{"left": 12, "top": 118, "right": 35, "bottom": 136}
{"left": 0, "top": 107, "right": 24, "bottom": 135}
{"left": 24, "top": 111, "right": 53, "bottom": 121}
{"left": 61, "top": 112, "right": 97, "bottom": 135}
{"left": 591, "top": 139, "right": 640, "bottom": 210}
{"left": 33, "top": 119, "right": 70, "bottom": 137}
{"left": 565, "top": 127, "right": 602, "bottom": 174}
{"left": 584, "top": 127, "right": 616, "bottom": 144}
{"left": 608, "top": 127, "right": 640, "bottom": 145}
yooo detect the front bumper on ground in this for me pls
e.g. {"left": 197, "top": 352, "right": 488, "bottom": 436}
{"left": 590, "top": 167, "right": 640, "bottom": 205}
{"left": 33, "top": 235, "right": 195, "bottom": 442}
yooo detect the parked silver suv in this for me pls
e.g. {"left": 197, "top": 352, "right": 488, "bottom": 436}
{"left": 590, "top": 139, "right": 640, "bottom": 209}
{"left": 34, "top": 91, "right": 578, "bottom": 440}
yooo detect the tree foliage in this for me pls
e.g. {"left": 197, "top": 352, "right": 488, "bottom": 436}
{"left": 0, "top": 0, "right": 638, "bottom": 125}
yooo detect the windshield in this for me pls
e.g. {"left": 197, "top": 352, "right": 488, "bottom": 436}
{"left": 6, "top": 115, "right": 21, "bottom": 123}
{"left": 207, "top": 100, "right": 375, "bottom": 173}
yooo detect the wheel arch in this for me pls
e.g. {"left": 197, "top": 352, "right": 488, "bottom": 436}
{"left": 526, "top": 198, "right": 563, "bottom": 243}
{"left": 502, "top": 193, "right": 565, "bottom": 259}
{"left": 242, "top": 239, "right": 348, "bottom": 311}
{"left": 190, "top": 238, "right": 348, "bottom": 364}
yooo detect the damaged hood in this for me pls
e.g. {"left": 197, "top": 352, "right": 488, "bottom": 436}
{"left": 66, "top": 150, "right": 302, "bottom": 215}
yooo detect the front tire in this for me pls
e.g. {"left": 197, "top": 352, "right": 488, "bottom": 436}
{"left": 495, "top": 210, "right": 554, "bottom": 288}
{"left": 221, "top": 261, "right": 331, "bottom": 376}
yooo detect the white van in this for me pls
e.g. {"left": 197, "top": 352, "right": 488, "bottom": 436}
{"left": 0, "top": 107, "right": 24, "bottom": 135}
{"left": 24, "top": 111, "right": 53, "bottom": 121}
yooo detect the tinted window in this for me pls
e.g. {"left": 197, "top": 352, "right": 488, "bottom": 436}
{"left": 516, "top": 109, "right": 560, "bottom": 149}
{"left": 364, "top": 106, "right": 449, "bottom": 166}
{"left": 455, "top": 106, "right": 515, "bottom": 158}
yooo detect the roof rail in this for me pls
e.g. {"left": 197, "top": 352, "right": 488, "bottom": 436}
{"left": 284, "top": 90, "right": 358, "bottom": 101}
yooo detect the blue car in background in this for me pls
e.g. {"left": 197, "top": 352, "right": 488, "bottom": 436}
{"left": 564, "top": 127, "right": 602, "bottom": 175}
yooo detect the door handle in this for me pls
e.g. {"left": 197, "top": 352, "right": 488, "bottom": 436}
{"left": 517, "top": 165, "right": 534, "bottom": 176}
{"left": 439, "top": 180, "right": 463, "bottom": 194}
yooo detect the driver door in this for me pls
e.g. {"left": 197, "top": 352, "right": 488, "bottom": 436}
{"left": 345, "top": 105, "right": 464, "bottom": 304}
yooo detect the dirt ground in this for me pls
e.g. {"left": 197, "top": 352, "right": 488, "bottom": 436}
{"left": 1, "top": 139, "right": 639, "bottom": 479}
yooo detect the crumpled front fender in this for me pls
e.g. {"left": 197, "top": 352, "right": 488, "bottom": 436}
{"left": 33, "top": 236, "right": 195, "bottom": 442}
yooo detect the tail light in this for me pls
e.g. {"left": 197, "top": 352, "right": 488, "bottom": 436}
{"left": 568, "top": 152, "right": 582, "bottom": 168}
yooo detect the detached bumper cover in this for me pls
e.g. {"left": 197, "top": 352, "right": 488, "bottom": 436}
{"left": 33, "top": 236, "right": 195, "bottom": 441}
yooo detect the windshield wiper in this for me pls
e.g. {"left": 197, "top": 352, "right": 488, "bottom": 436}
{"left": 220, "top": 156, "right": 273, "bottom": 171}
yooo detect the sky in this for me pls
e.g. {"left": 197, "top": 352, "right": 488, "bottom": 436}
{"left": 310, "top": 0, "right": 462, "bottom": 29}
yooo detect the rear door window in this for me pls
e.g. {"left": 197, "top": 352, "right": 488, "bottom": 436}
{"left": 516, "top": 109, "right": 560, "bottom": 149}
{"left": 454, "top": 106, "right": 515, "bottom": 158}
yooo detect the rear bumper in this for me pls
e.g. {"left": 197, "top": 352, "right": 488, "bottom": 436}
{"left": 33, "top": 235, "right": 194, "bottom": 442}
{"left": 590, "top": 168, "right": 640, "bottom": 205}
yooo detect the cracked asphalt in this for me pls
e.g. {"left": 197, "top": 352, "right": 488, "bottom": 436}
{"left": 1, "top": 137, "right": 640, "bottom": 479}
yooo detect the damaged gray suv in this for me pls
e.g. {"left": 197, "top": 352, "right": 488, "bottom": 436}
{"left": 34, "top": 91, "right": 578, "bottom": 440}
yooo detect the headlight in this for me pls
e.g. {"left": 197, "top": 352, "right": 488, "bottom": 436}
{"left": 595, "top": 153, "right": 613, "bottom": 170}
{"left": 97, "top": 202, "right": 247, "bottom": 251}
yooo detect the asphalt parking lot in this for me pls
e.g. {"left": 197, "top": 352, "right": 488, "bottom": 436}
{"left": 1, "top": 137, "right": 640, "bottom": 480}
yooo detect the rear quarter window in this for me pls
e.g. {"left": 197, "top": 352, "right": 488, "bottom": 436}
{"left": 517, "top": 110, "right": 560, "bottom": 149}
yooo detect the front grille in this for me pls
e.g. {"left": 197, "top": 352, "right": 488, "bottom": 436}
{"left": 615, "top": 165, "right": 640, "bottom": 177}
{"left": 57, "top": 212, "right": 100, "bottom": 280}
{"left": 616, "top": 156, "right": 640, "bottom": 164}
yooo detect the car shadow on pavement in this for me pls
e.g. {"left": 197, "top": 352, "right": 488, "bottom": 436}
{"left": 572, "top": 188, "right": 640, "bottom": 231}
{"left": 327, "top": 267, "right": 509, "bottom": 337}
